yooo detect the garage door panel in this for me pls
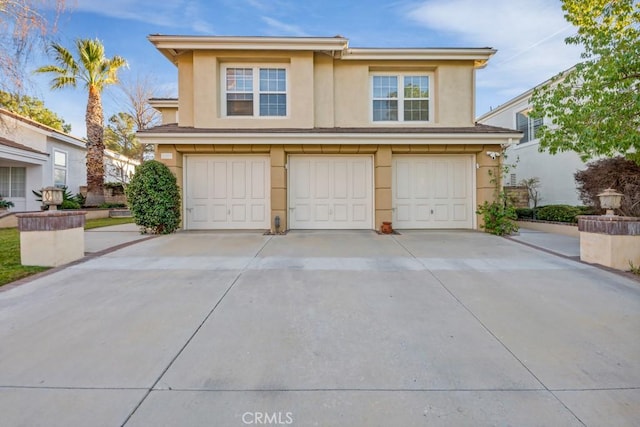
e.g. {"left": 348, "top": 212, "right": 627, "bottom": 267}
{"left": 334, "top": 162, "right": 348, "bottom": 199}
{"left": 191, "top": 161, "right": 209, "bottom": 199}
{"left": 212, "top": 162, "right": 227, "bottom": 199}
{"left": 315, "top": 162, "right": 330, "bottom": 199}
{"left": 251, "top": 162, "right": 265, "bottom": 199}
{"left": 192, "top": 204, "right": 208, "bottom": 222}
{"left": 186, "top": 156, "right": 270, "bottom": 230}
{"left": 211, "top": 204, "right": 227, "bottom": 222}
{"left": 289, "top": 156, "right": 373, "bottom": 229}
{"left": 453, "top": 204, "right": 468, "bottom": 221}
{"left": 393, "top": 155, "right": 473, "bottom": 229}
{"left": 416, "top": 204, "right": 430, "bottom": 221}
{"left": 334, "top": 204, "right": 348, "bottom": 221}
{"left": 352, "top": 204, "right": 367, "bottom": 222}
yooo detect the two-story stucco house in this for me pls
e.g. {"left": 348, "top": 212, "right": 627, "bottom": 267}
{"left": 139, "top": 35, "right": 521, "bottom": 232}
{"left": 477, "top": 71, "right": 587, "bottom": 206}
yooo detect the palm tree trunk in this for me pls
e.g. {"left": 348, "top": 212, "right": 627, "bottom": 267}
{"left": 85, "top": 85, "right": 106, "bottom": 206}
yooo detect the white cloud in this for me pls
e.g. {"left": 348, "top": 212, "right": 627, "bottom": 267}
{"left": 261, "top": 16, "right": 309, "bottom": 36}
{"left": 406, "top": 0, "right": 583, "bottom": 114}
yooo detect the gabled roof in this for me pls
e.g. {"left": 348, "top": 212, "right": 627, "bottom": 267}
{"left": 148, "top": 35, "right": 496, "bottom": 68}
{"left": 0, "top": 108, "right": 85, "bottom": 148}
{"left": 0, "top": 136, "right": 49, "bottom": 155}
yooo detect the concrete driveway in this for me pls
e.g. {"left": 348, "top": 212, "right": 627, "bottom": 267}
{"left": 0, "top": 230, "right": 638, "bottom": 426}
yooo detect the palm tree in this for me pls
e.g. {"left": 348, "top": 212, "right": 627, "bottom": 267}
{"left": 37, "top": 38, "right": 127, "bottom": 206}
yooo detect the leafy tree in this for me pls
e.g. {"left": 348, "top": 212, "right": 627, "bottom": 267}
{"left": 105, "top": 112, "right": 139, "bottom": 158}
{"left": 126, "top": 160, "right": 180, "bottom": 234}
{"left": 36, "top": 38, "right": 127, "bottom": 206}
{"left": 531, "top": 0, "right": 640, "bottom": 164}
{"left": 0, "top": 90, "right": 71, "bottom": 132}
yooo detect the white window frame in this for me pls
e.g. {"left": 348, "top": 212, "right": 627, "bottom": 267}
{"left": 53, "top": 149, "right": 68, "bottom": 188}
{"left": 221, "top": 64, "right": 289, "bottom": 118}
{"left": 370, "top": 72, "right": 433, "bottom": 124}
{"left": 515, "top": 109, "right": 543, "bottom": 144}
{"left": 0, "top": 166, "right": 26, "bottom": 198}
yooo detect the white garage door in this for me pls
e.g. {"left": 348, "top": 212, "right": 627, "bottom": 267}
{"left": 393, "top": 155, "right": 474, "bottom": 229}
{"left": 289, "top": 156, "right": 373, "bottom": 229}
{"left": 185, "top": 156, "right": 270, "bottom": 230}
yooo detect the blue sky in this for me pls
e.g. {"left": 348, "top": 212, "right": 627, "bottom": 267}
{"left": 30, "top": 0, "right": 583, "bottom": 137}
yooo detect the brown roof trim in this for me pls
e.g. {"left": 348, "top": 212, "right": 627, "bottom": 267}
{"left": 139, "top": 123, "right": 520, "bottom": 135}
{"left": 0, "top": 136, "right": 49, "bottom": 156}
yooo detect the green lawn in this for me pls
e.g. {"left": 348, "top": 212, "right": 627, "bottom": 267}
{"left": 84, "top": 216, "right": 134, "bottom": 230}
{"left": 0, "top": 228, "right": 49, "bottom": 286}
{"left": 0, "top": 216, "right": 135, "bottom": 287}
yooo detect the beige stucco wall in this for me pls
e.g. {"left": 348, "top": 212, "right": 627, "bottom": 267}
{"left": 580, "top": 232, "right": 640, "bottom": 270}
{"left": 20, "top": 227, "right": 84, "bottom": 267}
{"left": 173, "top": 52, "right": 478, "bottom": 129}
{"left": 156, "top": 142, "right": 502, "bottom": 231}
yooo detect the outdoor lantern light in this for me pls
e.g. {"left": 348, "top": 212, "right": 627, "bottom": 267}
{"left": 597, "top": 188, "right": 623, "bottom": 216}
{"left": 41, "top": 186, "right": 63, "bottom": 211}
{"left": 274, "top": 215, "right": 281, "bottom": 232}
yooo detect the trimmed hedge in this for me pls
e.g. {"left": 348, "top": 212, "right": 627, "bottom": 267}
{"left": 126, "top": 160, "right": 181, "bottom": 234}
{"left": 533, "top": 205, "right": 582, "bottom": 223}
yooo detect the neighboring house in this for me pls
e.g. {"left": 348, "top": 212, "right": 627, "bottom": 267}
{"left": 0, "top": 108, "right": 87, "bottom": 211}
{"left": 104, "top": 148, "right": 139, "bottom": 184}
{"left": 0, "top": 108, "right": 138, "bottom": 212}
{"left": 139, "top": 35, "right": 521, "bottom": 232}
{"left": 477, "top": 74, "right": 587, "bottom": 206}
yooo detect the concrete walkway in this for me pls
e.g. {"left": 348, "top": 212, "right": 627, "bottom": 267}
{"left": 84, "top": 223, "right": 151, "bottom": 254}
{"left": 0, "top": 230, "right": 638, "bottom": 426}
{"left": 508, "top": 228, "right": 580, "bottom": 258}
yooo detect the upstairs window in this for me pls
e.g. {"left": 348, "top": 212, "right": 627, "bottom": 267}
{"left": 516, "top": 111, "right": 543, "bottom": 143}
{"left": 224, "top": 66, "right": 287, "bottom": 117}
{"left": 372, "top": 74, "right": 431, "bottom": 122}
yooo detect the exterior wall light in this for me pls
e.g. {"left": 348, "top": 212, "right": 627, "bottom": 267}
{"left": 597, "top": 188, "right": 623, "bottom": 216}
{"left": 42, "top": 186, "right": 64, "bottom": 210}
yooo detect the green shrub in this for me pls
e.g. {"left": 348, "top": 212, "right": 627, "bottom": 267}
{"left": 60, "top": 199, "right": 81, "bottom": 210}
{"left": 99, "top": 202, "right": 126, "bottom": 209}
{"left": 476, "top": 192, "right": 519, "bottom": 236}
{"left": 515, "top": 208, "right": 534, "bottom": 219}
{"left": 126, "top": 160, "right": 180, "bottom": 234}
{"left": 535, "top": 205, "right": 583, "bottom": 223}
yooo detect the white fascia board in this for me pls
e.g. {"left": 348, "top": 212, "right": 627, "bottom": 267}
{"left": 139, "top": 131, "right": 521, "bottom": 146}
{"left": 49, "top": 132, "right": 86, "bottom": 149}
{"left": 342, "top": 48, "right": 496, "bottom": 65}
{"left": 148, "top": 35, "right": 349, "bottom": 52}
{"left": 149, "top": 99, "right": 179, "bottom": 109}
{"left": 0, "top": 146, "right": 49, "bottom": 164}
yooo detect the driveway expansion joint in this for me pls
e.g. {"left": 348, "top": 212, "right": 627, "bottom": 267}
{"left": 119, "top": 235, "right": 274, "bottom": 426}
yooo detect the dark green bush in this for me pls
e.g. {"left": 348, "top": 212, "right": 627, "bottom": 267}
{"left": 515, "top": 208, "right": 534, "bottom": 219}
{"left": 60, "top": 199, "right": 81, "bottom": 210}
{"left": 535, "top": 205, "right": 583, "bottom": 223}
{"left": 126, "top": 160, "right": 180, "bottom": 234}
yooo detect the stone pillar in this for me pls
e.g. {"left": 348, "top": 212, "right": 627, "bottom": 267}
{"left": 578, "top": 216, "right": 640, "bottom": 270}
{"left": 270, "top": 145, "right": 287, "bottom": 232}
{"left": 16, "top": 211, "right": 86, "bottom": 267}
